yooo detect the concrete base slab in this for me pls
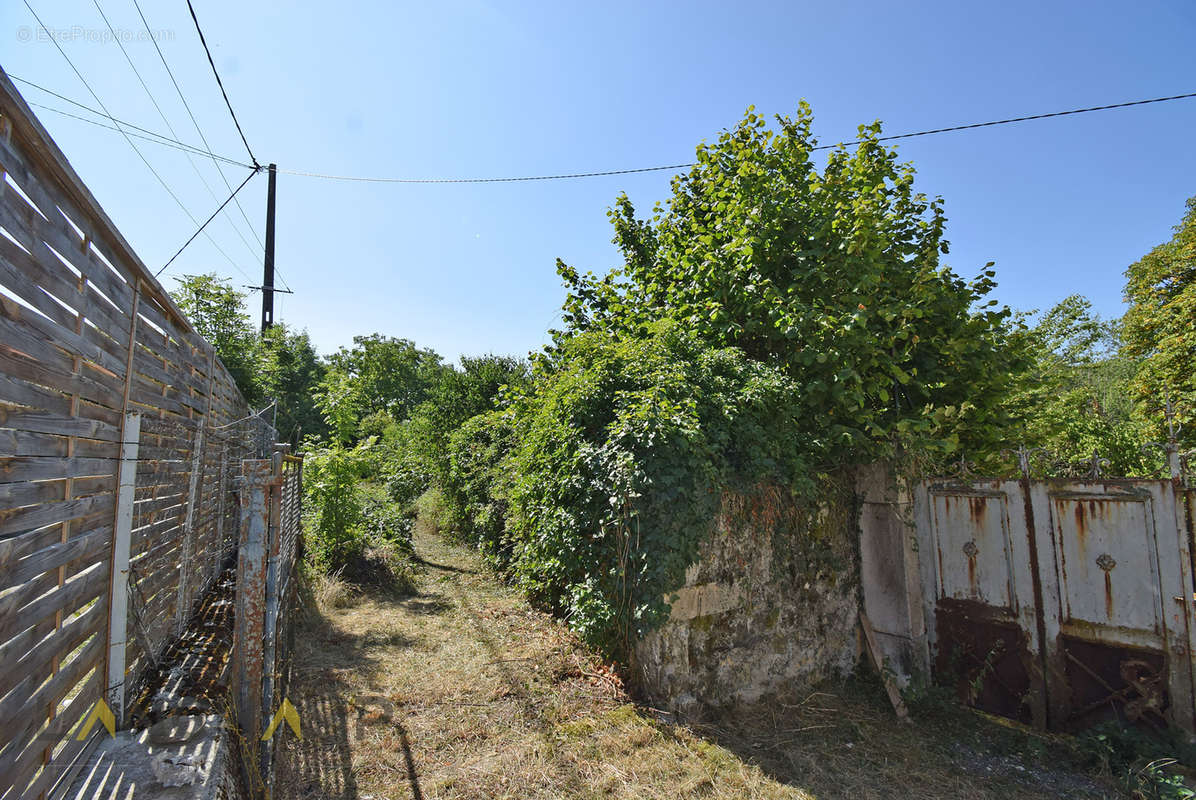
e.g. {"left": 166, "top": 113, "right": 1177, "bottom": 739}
{"left": 64, "top": 715, "right": 241, "bottom": 800}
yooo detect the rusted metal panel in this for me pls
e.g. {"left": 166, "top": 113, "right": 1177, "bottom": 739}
{"left": 1048, "top": 487, "right": 1162, "bottom": 636}
{"left": 927, "top": 484, "right": 1016, "bottom": 609}
{"left": 914, "top": 474, "right": 1196, "bottom": 733}
{"left": 919, "top": 479, "right": 1049, "bottom": 727}
{"left": 934, "top": 598, "right": 1034, "bottom": 723}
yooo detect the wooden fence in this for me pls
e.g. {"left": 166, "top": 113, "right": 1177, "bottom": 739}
{"left": 0, "top": 68, "right": 279, "bottom": 799}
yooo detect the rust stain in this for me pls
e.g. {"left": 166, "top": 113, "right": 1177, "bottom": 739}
{"left": 968, "top": 495, "right": 987, "bottom": 525}
{"left": 937, "top": 545, "right": 946, "bottom": 600}
{"left": 1105, "top": 571, "right": 1114, "bottom": 620}
{"left": 968, "top": 556, "right": 977, "bottom": 592}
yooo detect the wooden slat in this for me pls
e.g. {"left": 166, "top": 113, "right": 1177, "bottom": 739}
{"left": 0, "top": 493, "right": 113, "bottom": 539}
{"left": 2, "top": 527, "right": 109, "bottom": 587}
{"left": 0, "top": 560, "right": 107, "bottom": 643}
{"left": 0, "top": 597, "right": 104, "bottom": 701}
{"left": 0, "top": 456, "right": 115, "bottom": 484}
{"left": 0, "top": 408, "right": 120, "bottom": 442}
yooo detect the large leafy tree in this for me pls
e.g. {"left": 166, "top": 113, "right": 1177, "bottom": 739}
{"left": 325, "top": 335, "right": 445, "bottom": 422}
{"left": 171, "top": 274, "right": 327, "bottom": 441}
{"left": 553, "top": 104, "right": 1023, "bottom": 464}
{"left": 171, "top": 273, "right": 262, "bottom": 403}
{"left": 258, "top": 324, "right": 327, "bottom": 443}
{"left": 1123, "top": 195, "right": 1196, "bottom": 448}
{"left": 1012, "top": 296, "right": 1151, "bottom": 474}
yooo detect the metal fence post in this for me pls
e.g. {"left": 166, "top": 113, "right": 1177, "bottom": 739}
{"left": 213, "top": 440, "right": 229, "bottom": 580}
{"left": 260, "top": 448, "right": 285, "bottom": 783}
{"left": 233, "top": 460, "right": 272, "bottom": 746}
{"left": 175, "top": 419, "right": 206, "bottom": 634}
{"left": 105, "top": 411, "right": 141, "bottom": 726}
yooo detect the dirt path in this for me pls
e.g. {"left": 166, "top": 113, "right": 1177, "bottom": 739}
{"left": 276, "top": 529, "right": 1119, "bottom": 800}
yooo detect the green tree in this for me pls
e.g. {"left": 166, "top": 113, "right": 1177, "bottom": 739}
{"left": 499, "top": 322, "right": 820, "bottom": 655}
{"left": 171, "top": 273, "right": 261, "bottom": 403}
{"left": 325, "top": 335, "right": 446, "bottom": 426}
{"left": 1013, "top": 296, "right": 1151, "bottom": 475}
{"left": 257, "top": 323, "right": 327, "bottom": 443}
{"left": 552, "top": 104, "right": 1023, "bottom": 465}
{"left": 1123, "top": 195, "right": 1196, "bottom": 447}
{"left": 419, "top": 355, "right": 530, "bottom": 474}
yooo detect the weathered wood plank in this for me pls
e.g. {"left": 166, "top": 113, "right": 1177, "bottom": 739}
{"left": 0, "top": 410, "right": 119, "bottom": 447}
{"left": 0, "top": 559, "right": 107, "bottom": 643}
{"left": 0, "top": 527, "right": 109, "bottom": 586}
{"left": 0, "top": 595, "right": 103, "bottom": 701}
{"left": 0, "top": 428, "right": 115, "bottom": 458}
{"left": 0, "top": 493, "right": 113, "bottom": 540}
{"left": 0, "top": 456, "right": 115, "bottom": 483}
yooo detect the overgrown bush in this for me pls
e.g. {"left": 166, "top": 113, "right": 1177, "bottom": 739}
{"left": 442, "top": 409, "right": 518, "bottom": 561}
{"left": 302, "top": 440, "right": 372, "bottom": 571}
{"left": 1075, "top": 722, "right": 1196, "bottom": 799}
{"left": 483, "top": 321, "right": 815, "bottom": 658}
{"left": 304, "top": 436, "right": 417, "bottom": 588}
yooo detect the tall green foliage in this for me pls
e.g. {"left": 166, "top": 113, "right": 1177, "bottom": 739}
{"left": 1012, "top": 296, "right": 1152, "bottom": 474}
{"left": 302, "top": 440, "right": 372, "bottom": 571}
{"left": 325, "top": 335, "right": 445, "bottom": 423}
{"left": 553, "top": 104, "right": 1023, "bottom": 464}
{"left": 497, "top": 322, "right": 814, "bottom": 655}
{"left": 419, "top": 355, "right": 530, "bottom": 481}
{"left": 172, "top": 273, "right": 261, "bottom": 403}
{"left": 170, "top": 274, "right": 327, "bottom": 441}
{"left": 1123, "top": 195, "right": 1196, "bottom": 447}
{"left": 258, "top": 324, "right": 326, "bottom": 443}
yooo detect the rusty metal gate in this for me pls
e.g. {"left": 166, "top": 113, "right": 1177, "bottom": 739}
{"left": 914, "top": 472, "right": 1196, "bottom": 732}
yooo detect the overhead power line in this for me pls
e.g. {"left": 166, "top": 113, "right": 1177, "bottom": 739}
{"left": 276, "top": 89, "right": 1196, "bottom": 184}
{"left": 19, "top": 1, "right": 255, "bottom": 282}
{"left": 182, "top": 0, "right": 260, "bottom": 169}
{"left": 8, "top": 74, "right": 252, "bottom": 168}
{"left": 14, "top": 75, "right": 1196, "bottom": 190}
{"left": 92, "top": 0, "right": 264, "bottom": 264}
{"left": 157, "top": 169, "right": 258, "bottom": 276}
{"left": 129, "top": 0, "right": 266, "bottom": 256}
{"left": 27, "top": 100, "right": 245, "bottom": 162}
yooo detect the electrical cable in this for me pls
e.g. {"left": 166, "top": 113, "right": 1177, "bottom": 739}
{"left": 18, "top": 2, "right": 256, "bottom": 281}
{"left": 157, "top": 168, "right": 257, "bottom": 276}
{"left": 276, "top": 90, "right": 1196, "bottom": 184}
{"left": 20, "top": 74, "right": 1193, "bottom": 190}
{"left": 182, "top": 0, "right": 260, "bottom": 169}
{"left": 8, "top": 74, "right": 251, "bottom": 168}
{"left": 128, "top": 0, "right": 266, "bottom": 255}
{"left": 27, "top": 100, "right": 244, "bottom": 162}
{"left": 91, "top": 0, "right": 264, "bottom": 264}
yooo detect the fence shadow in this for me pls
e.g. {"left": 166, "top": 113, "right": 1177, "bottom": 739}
{"left": 273, "top": 605, "right": 375, "bottom": 800}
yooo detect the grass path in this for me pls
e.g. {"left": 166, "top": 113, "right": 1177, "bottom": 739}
{"left": 276, "top": 528, "right": 1119, "bottom": 799}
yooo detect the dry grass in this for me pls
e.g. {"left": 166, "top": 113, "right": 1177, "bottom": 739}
{"left": 276, "top": 528, "right": 1121, "bottom": 800}
{"left": 310, "top": 569, "right": 357, "bottom": 609}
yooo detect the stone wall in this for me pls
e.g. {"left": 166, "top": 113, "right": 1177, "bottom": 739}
{"left": 633, "top": 478, "right": 860, "bottom": 716}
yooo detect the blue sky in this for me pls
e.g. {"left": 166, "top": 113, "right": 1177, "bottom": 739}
{"left": 3, "top": 0, "right": 1194, "bottom": 362}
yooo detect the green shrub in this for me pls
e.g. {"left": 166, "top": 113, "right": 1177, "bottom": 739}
{"left": 302, "top": 440, "right": 373, "bottom": 572}
{"left": 413, "top": 486, "right": 455, "bottom": 537}
{"left": 493, "top": 321, "right": 813, "bottom": 658}
{"left": 443, "top": 409, "right": 518, "bottom": 561}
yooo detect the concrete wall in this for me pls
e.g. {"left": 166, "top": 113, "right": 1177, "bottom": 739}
{"left": 856, "top": 461, "right": 930, "bottom": 686}
{"left": 633, "top": 479, "right": 861, "bottom": 717}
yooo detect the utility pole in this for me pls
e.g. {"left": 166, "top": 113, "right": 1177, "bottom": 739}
{"left": 261, "top": 162, "right": 277, "bottom": 331}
